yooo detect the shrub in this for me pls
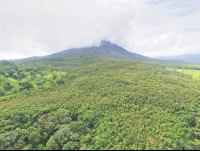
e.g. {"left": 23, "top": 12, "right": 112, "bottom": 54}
{"left": 0, "top": 89, "right": 5, "bottom": 96}
{"left": 4, "top": 83, "right": 13, "bottom": 91}
{"left": 25, "top": 67, "right": 33, "bottom": 72}
{"left": 0, "top": 70, "right": 5, "bottom": 75}
{"left": 53, "top": 74, "right": 57, "bottom": 79}
{"left": 56, "top": 79, "right": 64, "bottom": 85}
{"left": 33, "top": 68, "right": 38, "bottom": 73}
{"left": 7, "top": 70, "right": 15, "bottom": 77}
{"left": 19, "top": 82, "right": 33, "bottom": 92}
{"left": 13, "top": 73, "right": 19, "bottom": 79}
{"left": 19, "top": 72, "right": 26, "bottom": 78}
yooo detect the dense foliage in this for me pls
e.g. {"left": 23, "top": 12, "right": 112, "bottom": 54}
{"left": 0, "top": 60, "right": 68, "bottom": 99}
{"left": 151, "top": 60, "right": 200, "bottom": 70}
{"left": 1, "top": 60, "right": 200, "bottom": 150}
{"left": 19, "top": 54, "right": 103, "bottom": 71}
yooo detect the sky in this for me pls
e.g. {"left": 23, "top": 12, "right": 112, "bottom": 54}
{"left": 0, "top": 0, "right": 200, "bottom": 60}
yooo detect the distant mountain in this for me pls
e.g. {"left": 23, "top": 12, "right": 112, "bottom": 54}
{"left": 45, "top": 41, "right": 153, "bottom": 61}
{"left": 8, "top": 56, "right": 43, "bottom": 64}
{"left": 157, "top": 53, "right": 200, "bottom": 63}
{"left": 8, "top": 41, "right": 153, "bottom": 64}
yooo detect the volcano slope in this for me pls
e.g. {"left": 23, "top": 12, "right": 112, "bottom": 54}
{"left": 1, "top": 60, "right": 200, "bottom": 150}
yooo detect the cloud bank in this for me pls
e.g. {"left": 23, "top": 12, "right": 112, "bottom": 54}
{"left": 0, "top": 0, "right": 200, "bottom": 60}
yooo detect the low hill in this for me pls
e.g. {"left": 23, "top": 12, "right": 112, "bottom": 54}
{"left": 20, "top": 54, "right": 103, "bottom": 71}
{"left": 150, "top": 60, "right": 200, "bottom": 70}
{"left": 19, "top": 54, "right": 200, "bottom": 73}
{"left": 157, "top": 53, "right": 200, "bottom": 63}
{"left": 1, "top": 60, "right": 200, "bottom": 150}
{"left": 8, "top": 56, "right": 42, "bottom": 64}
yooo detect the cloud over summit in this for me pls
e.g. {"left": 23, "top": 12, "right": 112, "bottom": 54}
{"left": 0, "top": 0, "right": 200, "bottom": 60}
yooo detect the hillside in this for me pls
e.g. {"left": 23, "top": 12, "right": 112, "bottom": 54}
{"left": 157, "top": 53, "right": 200, "bottom": 63}
{"left": 1, "top": 60, "right": 200, "bottom": 150}
{"left": 8, "top": 56, "right": 42, "bottom": 64}
{"left": 18, "top": 54, "right": 200, "bottom": 74}
{"left": 19, "top": 54, "right": 103, "bottom": 71}
{"left": 0, "top": 60, "right": 69, "bottom": 99}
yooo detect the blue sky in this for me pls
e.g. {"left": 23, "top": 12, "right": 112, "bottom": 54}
{"left": 0, "top": 0, "right": 200, "bottom": 60}
{"left": 149, "top": 0, "right": 199, "bottom": 16}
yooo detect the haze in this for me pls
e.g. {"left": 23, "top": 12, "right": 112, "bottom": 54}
{"left": 0, "top": 0, "right": 200, "bottom": 60}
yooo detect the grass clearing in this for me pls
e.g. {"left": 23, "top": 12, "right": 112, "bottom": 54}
{"left": 176, "top": 69, "right": 200, "bottom": 80}
{"left": 166, "top": 68, "right": 200, "bottom": 81}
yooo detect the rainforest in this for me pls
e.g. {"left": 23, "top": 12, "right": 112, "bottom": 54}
{"left": 1, "top": 42, "right": 200, "bottom": 150}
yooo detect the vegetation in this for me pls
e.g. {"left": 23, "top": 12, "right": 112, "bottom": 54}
{"left": 1, "top": 59, "right": 200, "bottom": 150}
{"left": 0, "top": 60, "right": 68, "bottom": 99}
{"left": 165, "top": 68, "right": 200, "bottom": 81}
{"left": 19, "top": 54, "right": 103, "bottom": 71}
{"left": 176, "top": 69, "right": 200, "bottom": 81}
{"left": 151, "top": 60, "right": 200, "bottom": 70}
{"left": 157, "top": 53, "right": 200, "bottom": 63}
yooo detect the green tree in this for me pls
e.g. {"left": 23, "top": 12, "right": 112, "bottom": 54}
{"left": 181, "top": 115, "right": 196, "bottom": 127}
{"left": 0, "top": 128, "right": 28, "bottom": 150}
{"left": 46, "top": 136, "right": 59, "bottom": 150}
{"left": 4, "top": 83, "right": 13, "bottom": 91}
{"left": 13, "top": 73, "right": 19, "bottom": 79}
{"left": 53, "top": 74, "right": 57, "bottom": 79}
{"left": 7, "top": 70, "right": 15, "bottom": 77}
{"left": 56, "top": 79, "right": 64, "bottom": 85}
{"left": 19, "top": 72, "right": 26, "bottom": 78}
{"left": 70, "top": 121, "right": 87, "bottom": 133}
{"left": 70, "top": 133, "right": 80, "bottom": 141}
{"left": 53, "top": 125, "right": 74, "bottom": 149}
{"left": 53, "top": 108, "right": 70, "bottom": 124}
{"left": 62, "top": 141, "right": 79, "bottom": 150}
{"left": 0, "top": 89, "right": 5, "bottom": 96}
{"left": 25, "top": 67, "right": 33, "bottom": 72}
{"left": 21, "top": 144, "right": 32, "bottom": 150}
{"left": 19, "top": 82, "right": 33, "bottom": 92}
{"left": 33, "top": 67, "right": 38, "bottom": 73}
{"left": 28, "top": 132, "right": 40, "bottom": 145}
{"left": 79, "top": 144, "right": 92, "bottom": 150}
{"left": 0, "top": 69, "right": 5, "bottom": 75}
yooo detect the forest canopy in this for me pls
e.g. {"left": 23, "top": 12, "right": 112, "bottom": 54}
{"left": 1, "top": 59, "right": 200, "bottom": 150}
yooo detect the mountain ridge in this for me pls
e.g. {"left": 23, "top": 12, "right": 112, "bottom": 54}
{"left": 156, "top": 53, "right": 200, "bottom": 63}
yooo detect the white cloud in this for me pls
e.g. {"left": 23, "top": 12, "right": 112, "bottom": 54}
{"left": 0, "top": 0, "right": 200, "bottom": 60}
